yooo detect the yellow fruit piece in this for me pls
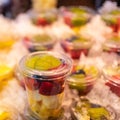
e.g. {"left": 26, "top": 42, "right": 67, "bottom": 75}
{"left": 0, "top": 65, "right": 13, "bottom": 81}
{"left": 0, "top": 111, "right": 10, "bottom": 120}
{"left": 0, "top": 36, "right": 15, "bottom": 49}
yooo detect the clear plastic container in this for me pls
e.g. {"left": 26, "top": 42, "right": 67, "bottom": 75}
{"left": 19, "top": 51, "right": 72, "bottom": 120}
{"left": 101, "top": 9, "right": 120, "bottom": 33}
{"left": 103, "top": 64, "right": 120, "bottom": 97}
{"left": 59, "top": 6, "right": 95, "bottom": 27}
{"left": 103, "top": 35, "right": 120, "bottom": 55}
{"left": 60, "top": 35, "right": 93, "bottom": 59}
{"left": 67, "top": 65, "right": 99, "bottom": 96}
{"left": 30, "top": 9, "right": 58, "bottom": 27}
{"left": 23, "top": 34, "right": 57, "bottom": 52}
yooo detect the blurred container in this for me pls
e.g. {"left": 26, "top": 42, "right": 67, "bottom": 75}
{"left": 30, "top": 9, "right": 58, "bottom": 27}
{"left": 101, "top": 9, "right": 120, "bottom": 33}
{"left": 67, "top": 65, "right": 99, "bottom": 96}
{"left": 103, "top": 64, "right": 120, "bottom": 97}
{"left": 32, "top": 0, "right": 57, "bottom": 12}
{"left": 60, "top": 35, "right": 93, "bottom": 59}
{"left": 103, "top": 35, "right": 120, "bottom": 55}
{"left": 59, "top": 6, "right": 95, "bottom": 27}
{"left": 22, "top": 34, "right": 57, "bottom": 52}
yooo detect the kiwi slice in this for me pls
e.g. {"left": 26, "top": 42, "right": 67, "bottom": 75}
{"left": 32, "top": 35, "right": 51, "bottom": 43}
{"left": 26, "top": 55, "right": 62, "bottom": 71}
{"left": 70, "top": 8, "right": 87, "bottom": 14}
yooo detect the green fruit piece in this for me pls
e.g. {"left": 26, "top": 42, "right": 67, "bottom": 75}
{"left": 33, "top": 34, "right": 50, "bottom": 43}
{"left": 26, "top": 56, "right": 40, "bottom": 69}
{"left": 88, "top": 107, "right": 110, "bottom": 120}
{"left": 72, "top": 17, "right": 87, "bottom": 26}
{"left": 102, "top": 16, "right": 117, "bottom": 25}
{"left": 34, "top": 55, "right": 61, "bottom": 71}
{"left": 70, "top": 8, "right": 87, "bottom": 14}
{"left": 110, "top": 10, "right": 120, "bottom": 15}
{"left": 69, "top": 74, "right": 86, "bottom": 91}
{"left": 72, "top": 37, "right": 88, "bottom": 44}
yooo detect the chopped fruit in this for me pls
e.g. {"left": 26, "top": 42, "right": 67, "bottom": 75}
{"left": 37, "top": 18, "right": 48, "bottom": 26}
{"left": 26, "top": 55, "right": 62, "bottom": 71}
{"left": 102, "top": 9, "right": 120, "bottom": 33}
{"left": 39, "top": 81, "right": 63, "bottom": 95}
{"left": 103, "top": 35, "right": 120, "bottom": 55}
{"left": 103, "top": 65, "right": 120, "bottom": 97}
{"left": 25, "top": 78, "right": 40, "bottom": 90}
{"left": 32, "top": 34, "right": 50, "bottom": 43}
{"left": 20, "top": 51, "right": 72, "bottom": 119}
{"left": 71, "top": 99, "right": 111, "bottom": 120}
{"left": 61, "top": 7, "right": 94, "bottom": 27}
{"left": 60, "top": 36, "right": 92, "bottom": 59}
{"left": 0, "top": 111, "right": 10, "bottom": 120}
{"left": 0, "top": 65, "right": 13, "bottom": 81}
{"left": 23, "top": 34, "right": 56, "bottom": 52}
{"left": 68, "top": 65, "right": 98, "bottom": 95}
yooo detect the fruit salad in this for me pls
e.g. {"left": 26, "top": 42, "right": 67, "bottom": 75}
{"left": 60, "top": 36, "right": 92, "bottom": 59}
{"left": 102, "top": 9, "right": 120, "bottom": 33}
{"left": 103, "top": 65, "right": 120, "bottom": 97}
{"left": 31, "top": 9, "right": 58, "bottom": 27}
{"left": 23, "top": 34, "right": 56, "bottom": 52}
{"left": 67, "top": 65, "right": 99, "bottom": 96}
{"left": 71, "top": 98, "right": 114, "bottom": 120}
{"left": 103, "top": 35, "right": 120, "bottom": 55}
{"left": 19, "top": 51, "right": 72, "bottom": 119}
{"left": 60, "top": 6, "right": 95, "bottom": 27}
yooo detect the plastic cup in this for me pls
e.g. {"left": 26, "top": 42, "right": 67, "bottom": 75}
{"left": 19, "top": 51, "right": 72, "bottom": 120}
{"left": 101, "top": 9, "right": 120, "bottom": 33}
{"left": 23, "top": 34, "right": 57, "bottom": 52}
{"left": 60, "top": 35, "right": 93, "bottom": 59}
{"left": 103, "top": 35, "right": 120, "bottom": 55}
{"left": 67, "top": 65, "right": 99, "bottom": 96}
{"left": 59, "top": 6, "right": 95, "bottom": 27}
{"left": 30, "top": 9, "right": 58, "bottom": 27}
{"left": 103, "top": 65, "right": 120, "bottom": 97}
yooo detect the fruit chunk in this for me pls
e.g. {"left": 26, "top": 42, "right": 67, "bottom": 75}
{"left": 0, "top": 111, "right": 10, "bottom": 120}
{"left": 32, "top": 34, "right": 51, "bottom": 43}
{"left": 71, "top": 99, "right": 111, "bottom": 120}
{"left": 0, "top": 65, "right": 13, "bottom": 81}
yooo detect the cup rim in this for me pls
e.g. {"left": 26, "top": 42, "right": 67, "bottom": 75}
{"left": 19, "top": 51, "right": 73, "bottom": 80}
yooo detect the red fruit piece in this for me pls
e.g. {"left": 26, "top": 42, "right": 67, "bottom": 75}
{"left": 39, "top": 81, "right": 63, "bottom": 96}
{"left": 25, "top": 78, "right": 40, "bottom": 90}
{"left": 106, "top": 82, "right": 120, "bottom": 97}
{"left": 37, "top": 18, "right": 48, "bottom": 26}
{"left": 64, "top": 17, "right": 72, "bottom": 27}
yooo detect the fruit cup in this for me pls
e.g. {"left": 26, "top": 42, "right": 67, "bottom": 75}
{"left": 31, "top": 9, "right": 58, "bottom": 27}
{"left": 60, "top": 6, "right": 95, "bottom": 27}
{"left": 67, "top": 65, "right": 99, "bottom": 96}
{"left": 103, "top": 35, "right": 120, "bottom": 55}
{"left": 23, "top": 34, "right": 57, "bottom": 52}
{"left": 103, "top": 65, "right": 120, "bottom": 97}
{"left": 60, "top": 35, "right": 93, "bottom": 59}
{"left": 101, "top": 9, "right": 120, "bottom": 33}
{"left": 19, "top": 51, "right": 72, "bottom": 120}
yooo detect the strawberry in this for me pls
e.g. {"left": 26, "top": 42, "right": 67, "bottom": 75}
{"left": 39, "top": 81, "right": 63, "bottom": 96}
{"left": 37, "top": 18, "right": 48, "bottom": 26}
{"left": 25, "top": 78, "right": 40, "bottom": 90}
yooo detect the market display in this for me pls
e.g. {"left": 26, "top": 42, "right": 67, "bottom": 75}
{"left": 0, "top": 1, "right": 120, "bottom": 120}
